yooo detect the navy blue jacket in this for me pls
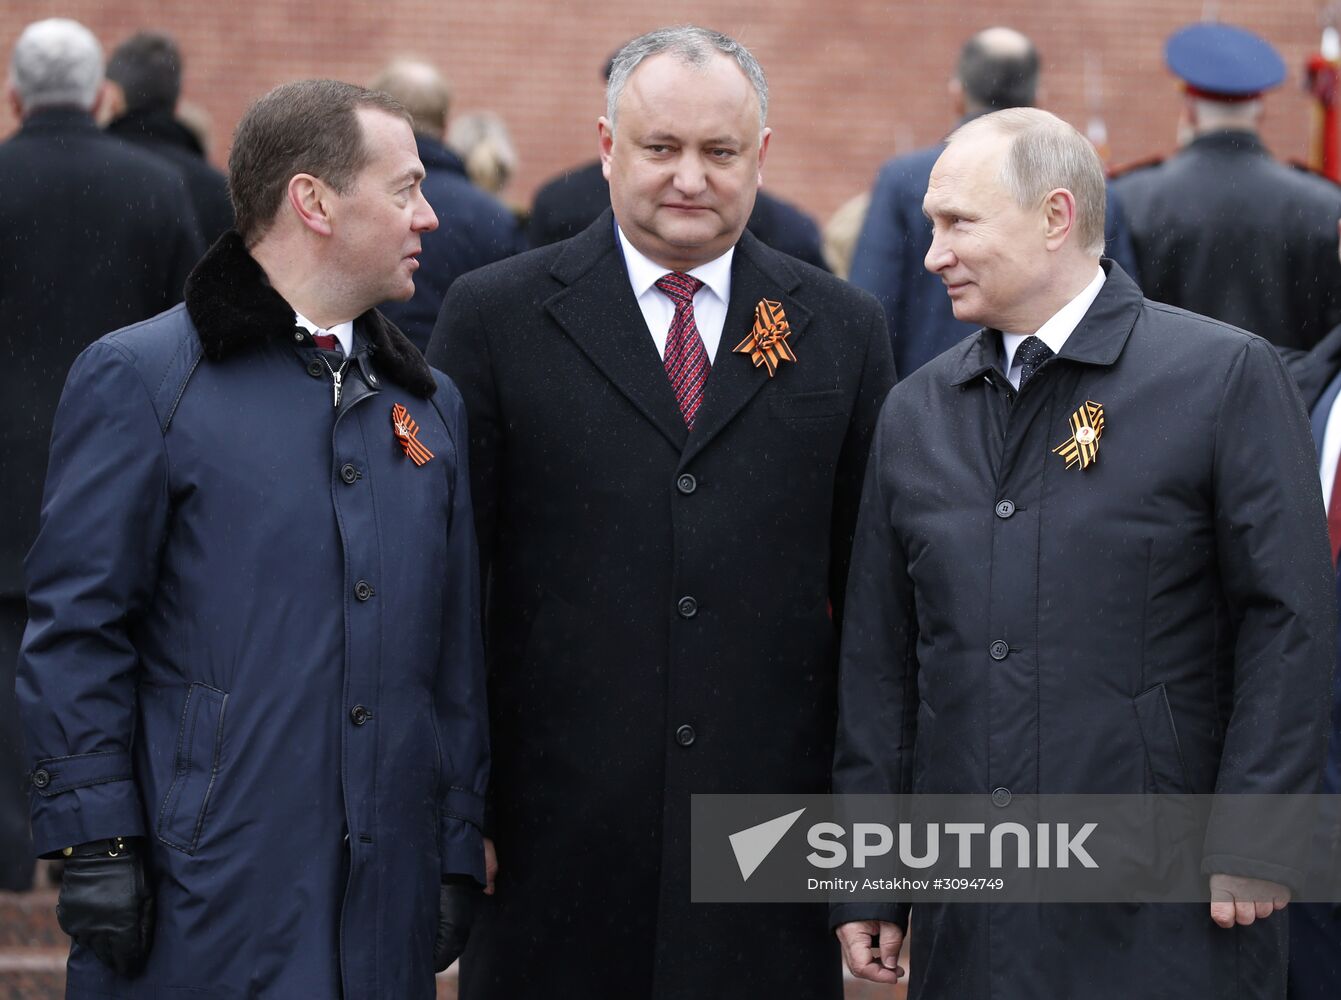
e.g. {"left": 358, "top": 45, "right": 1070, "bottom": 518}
{"left": 850, "top": 140, "right": 1139, "bottom": 377}
{"left": 379, "top": 135, "right": 523, "bottom": 353}
{"left": 18, "top": 233, "right": 489, "bottom": 999}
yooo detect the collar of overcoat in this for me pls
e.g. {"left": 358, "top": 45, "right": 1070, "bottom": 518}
{"left": 543, "top": 209, "right": 812, "bottom": 464}
{"left": 947, "top": 259, "right": 1143, "bottom": 387}
{"left": 183, "top": 230, "right": 436, "bottom": 397}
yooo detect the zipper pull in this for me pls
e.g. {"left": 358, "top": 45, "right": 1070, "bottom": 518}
{"left": 332, "top": 369, "right": 343, "bottom": 409}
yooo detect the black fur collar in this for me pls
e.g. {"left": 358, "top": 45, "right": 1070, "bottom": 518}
{"left": 184, "top": 231, "right": 436, "bottom": 398}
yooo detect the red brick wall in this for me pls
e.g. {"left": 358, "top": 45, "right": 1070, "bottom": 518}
{"left": 1, "top": 1, "right": 1333, "bottom": 226}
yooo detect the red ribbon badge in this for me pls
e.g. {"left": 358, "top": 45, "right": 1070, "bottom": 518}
{"left": 391, "top": 404, "right": 434, "bottom": 466}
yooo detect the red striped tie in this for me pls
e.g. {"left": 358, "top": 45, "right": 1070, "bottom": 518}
{"left": 655, "top": 272, "right": 709, "bottom": 429}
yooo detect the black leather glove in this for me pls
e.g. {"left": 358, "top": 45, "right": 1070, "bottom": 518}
{"left": 56, "top": 837, "right": 154, "bottom": 977}
{"left": 433, "top": 876, "right": 481, "bottom": 972}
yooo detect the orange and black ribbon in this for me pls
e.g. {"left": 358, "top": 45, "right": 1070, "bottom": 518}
{"left": 1052, "top": 400, "right": 1104, "bottom": 470}
{"left": 391, "top": 403, "right": 434, "bottom": 467}
{"left": 733, "top": 298, "right": 797, "bottom": 378}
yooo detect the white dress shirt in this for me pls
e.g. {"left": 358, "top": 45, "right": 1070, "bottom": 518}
{"left": 1320, "top": 387, "right": 1341, "bottom": 513}
{"left": 1001, "top": 267, "right": 1107, "bottom": 389}
{"left": 294, "top": 311, "right": 354, "bottom": 355}
{"left": 616, "top": 225, "right": 733, "bottom": 363}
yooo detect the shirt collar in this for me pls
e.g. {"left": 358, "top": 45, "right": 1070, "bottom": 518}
{"left": 615, "top": 224, "right": 734, "bottom": 307}
{"left": 293, "top": 310, "right": 355, "bottom": 349}
{"left": 1002, "top": 266, "right": 1106, "bottom": 375}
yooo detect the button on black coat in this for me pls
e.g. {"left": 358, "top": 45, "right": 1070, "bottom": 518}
{"left": 1114, "top": 130, "right": 1341, "bottom": 351}
{"left": 833, "top": 263, "right": 1335, "bottom": 998}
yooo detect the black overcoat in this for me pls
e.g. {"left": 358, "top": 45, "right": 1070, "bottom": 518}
{"left": 0, "top": 108, "right": 203, "bottom": 599}
{"left": 1113, "top": 130, "right": 1341, "bottom": 351}
{"left": 832, "top": 263, "right": 1336, "bottom": 998}
{"left": 428, "top": 212, "right": 895, "bottom": 998}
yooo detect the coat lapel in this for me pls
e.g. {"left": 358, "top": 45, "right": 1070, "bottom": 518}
{"left": 544, "top": 213, "right": 689, "bottom": 452}
{"left": 681, "top": 231, "right": 810, "bottom": 466}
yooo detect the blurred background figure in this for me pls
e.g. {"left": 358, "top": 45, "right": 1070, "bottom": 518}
{"left": 449, "top": 110, "right": 521, "bottom": 201}
{"left": 822, "top": 190, "right": 870, "bottom": 279}
{"left": 0, "top": 16, "right": 202, "bottom": 892}
{"left": 849, "top": 26, "right": 1138, "bottom": 377}
{"left": 1113, "top": 22, "right": 1341, "bottom": 351}
{"left": 104, "top": 31, "right": 233, "bottom": 245}
{"left": 525, "top": 45, "right": 829, "bottom": 269}
{"left": 372, "top": 59, "right": 523, "bottom": 353}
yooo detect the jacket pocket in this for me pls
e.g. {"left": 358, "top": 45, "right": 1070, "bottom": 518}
{"left": 768, "top": 389, "right": 846, "bottom": 421}
{"left": 156, "top": 682, "right": 228, "bottom": 854}
{"left": 1133, "top": 684, "right": 1189, "bottom": 794}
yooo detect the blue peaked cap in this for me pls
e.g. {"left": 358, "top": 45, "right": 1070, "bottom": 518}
{"left": 1165, "top": 22, "right": 1286, "bottom": 97}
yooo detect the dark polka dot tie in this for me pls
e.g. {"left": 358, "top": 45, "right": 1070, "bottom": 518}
{"left": 655, "top": 272, "right": 710, "bottom": 429}
{"left": 1014, "top": 335, "right": 1054, "bottom": 389}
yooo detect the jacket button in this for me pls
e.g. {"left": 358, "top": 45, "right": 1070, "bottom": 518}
{"left": 307, "top": 360, "right": 324, "bottom": 378}
{"left": 677, "top": 596, "right": 698, "bottom": 619}
{"left": 354, "top": 580, "right": 375, "bottom": 601}
{"left": 31, "top": 768, "right": 50, "bottom": 789}
{"left": 991, "top": 787, "right": 1012, "bottom": 807}
{"left": 676, "top": 474, "right": 697, "bottom": 495}
{"left": 350, "top": 705, "right": 370, "bottom": 726}
{"left": 989, "top": 639, "right": 1009, "bottom": 660}
{"left": 340, "top": 463, "right": 359, "bottom": 485}
{"left": 995, "top": 500, "right": 1015, "bottom": 519}
{"left": 675, "top": 724, "right": 696, "bottom": 747}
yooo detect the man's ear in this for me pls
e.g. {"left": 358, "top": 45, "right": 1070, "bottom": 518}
{"left": 6, "top": 83, "right": 22, "bottom": 121}
{"left": 597, "top": 116, "right": 614, "bottom": 181}
{"left": 756, "top": 126, "right": 772, "bottom": 184}
{"left": 948, "top": 77, "right": 964, "bottom": 117}
{"left": 287, "top": 174, "right": 334, "bottom": 237}
{"left": 1041, "top": 188, "right": 1077, "bottom": 250}
{"left": 93, "top": 81, "right": 120, "bottom": 125}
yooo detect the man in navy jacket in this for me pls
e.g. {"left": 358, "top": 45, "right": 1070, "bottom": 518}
{"left": 372, "top": 60, "right": 523, "bottom": 353}
{"left": 17, "top": 80, "right": 489, "bottom": 998}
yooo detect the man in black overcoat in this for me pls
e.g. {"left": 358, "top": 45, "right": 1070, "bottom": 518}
{"left": 1281, "top": 325, "right": 1341, "bottom": 1000}
{"left": 429, "top": 25, "right": 895, "bottom": 999}
{"left": 1113, "top": 22, "right": 1341, "bottom": 351}
{"left": 104, "top": 31, "right": 234, "bottom": 246}
{"left": 834, "top": 108, "right": 1335, "bottom": 999}
{"left": 0, "top": 17, "right": 202, "bottom": 892}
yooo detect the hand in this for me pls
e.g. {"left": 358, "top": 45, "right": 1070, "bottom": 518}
{"left": 1209, "top": 873, "right": 1290, "bottom": 928}
{"left": 483, "top": 837, "right": 497, "bottom": 896}
{"left": 836, "top": 920, "right": 904, "bottom": 984}
{"left": 56, "top": 837, "right": 154, "bottom": 976}
{"left": 434, "top": 878, "right": 481, "bottom": 971}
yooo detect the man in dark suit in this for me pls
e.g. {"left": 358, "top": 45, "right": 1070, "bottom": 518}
{"left": 1113, "top": 22, "right": 1341, "bottom": 351}
{"left": 104, "top": 31, "right": 233, "bottom": 245}
{"left": 1282, "top": 324, "right": 1341, "bottom": 1000}
{"left": 834, "top": 107, "right": 1333, "bottom": 998}
{"left": 371, "top": 60, "right": 523, "bottom": 353}
{"left": 0, "top": 17, "right": 202, "bottom": 893}
{"left": 528, "top": 51, "right": 830, "bottom": 270}
{"left": 850, "top": 26, "right": 1139, "bottom": 378}
{"left": 429, "top": 25, "right": 894, "bottom": 999}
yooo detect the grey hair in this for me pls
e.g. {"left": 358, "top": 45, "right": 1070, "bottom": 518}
{"left": 9, "top": 18, "right": 104, "bottom": 112}
{"left": 950, "top": 107, "right": 1107, "bottom": 258}
{"left": 606, "top": 25, "right": 768, "bottom": 133}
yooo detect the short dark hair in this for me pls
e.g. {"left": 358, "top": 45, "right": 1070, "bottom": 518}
{"left": 227, "top": 79, "right": 410, "bottom": 245}
{"left": 106, "top": 32, "right": 181, "bottom": 112}
{"left": 957, "top": 33, "right": 1039, "bottom": 111}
